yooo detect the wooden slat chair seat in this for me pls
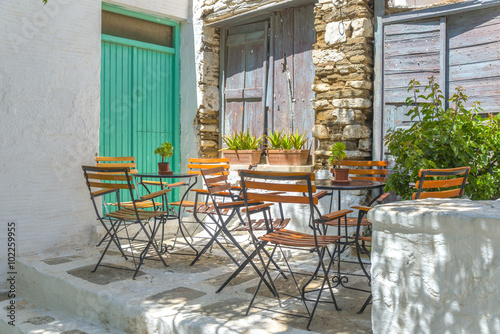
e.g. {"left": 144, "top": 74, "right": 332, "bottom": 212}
{"left": 82, "top": 165, "right": 171, "bottom": 279}
{"left": 341, "top": 160, "right": 389, "bottom": 182}
{"left": 234, "top": 170, "right": 349, "bottom": 330}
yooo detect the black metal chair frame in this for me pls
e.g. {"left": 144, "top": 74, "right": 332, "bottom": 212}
{"left": 238, "top": 170, "right": 345, "bottom": 330}
{"left": 82, "top": 165, "right": 170, "bottom": 279}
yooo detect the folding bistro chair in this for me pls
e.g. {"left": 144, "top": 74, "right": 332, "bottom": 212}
{"left": 239, "top": 170, "right": 348, "bottom": 330}
{"left": 351, "top": 166, "right": 470, "bottom": 313}
{"left": 82, "top": 165, "right": 171, "bottom": 279}
{"left": 168, "top": 158, "right": 234, "bottom": 253}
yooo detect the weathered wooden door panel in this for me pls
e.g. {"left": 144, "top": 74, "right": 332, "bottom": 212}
{"left": 447, "top": 6, "right": 500, "bottom": 114}
{"left": 271, "top": 5, "right": 316, "bottom": 147}
{"left": 382, "top": 5, "right": 500, "bottom": 156}
{"left": 101, "top": 36, "right": 178, "bottom": 202}
{"left": 224, "top": 22, "right": 268, "bottom": 137}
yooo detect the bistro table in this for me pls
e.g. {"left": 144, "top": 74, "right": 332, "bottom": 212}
{"left": 133, "top": 172, "right": 198, "bottom": 255}
{"left": 312, "top": 178, "right": 386, "bottom": 290}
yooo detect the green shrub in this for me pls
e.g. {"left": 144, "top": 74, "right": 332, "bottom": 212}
{"left": 385, "top": 77, "right": 500, "bottom": 200}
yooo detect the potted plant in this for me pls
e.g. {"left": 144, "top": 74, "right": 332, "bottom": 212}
{"left": 220, "top": 129, "right": 263, "bottom": 165}
{"left": 154, "top": 141, "right": 174, "bottom": 175}
{"left": 265, "top": 130, "right": 310, "bottom": 165}
{"left": 329, "top": 142, "right": 349, "bottom": 182}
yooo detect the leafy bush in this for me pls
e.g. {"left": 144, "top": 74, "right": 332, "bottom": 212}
{"left": 385, "top": 77, "right": 500, "bottom": 200}
{"left": 221, "top": 129, "right": 263, "bottom": 150}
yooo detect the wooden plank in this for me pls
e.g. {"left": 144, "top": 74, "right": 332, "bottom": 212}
{"left": 244, "top": 180, "right": 313, "bottom": 193}
{"left": 246, "top": 192, "right": 316, "bottom": 205}
{"left": 416, "top": 177, "right": 465, "bottom": 189}
{"left": 293, "top": 5, "right": 316, "bottom": 148}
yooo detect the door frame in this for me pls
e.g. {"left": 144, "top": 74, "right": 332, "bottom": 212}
{"left": 100, "top": 3, "right": 181, "bottom": 169}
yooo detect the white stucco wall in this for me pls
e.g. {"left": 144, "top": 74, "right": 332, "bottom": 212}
{"left": 0, "top": 0, "right": 196, "bottom": 285}
{"left": 369, "top": 199, "right": 500, "bottom": 334}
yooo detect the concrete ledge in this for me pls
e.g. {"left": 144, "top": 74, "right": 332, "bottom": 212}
{"left": 229, "top": 164, "right": 315, "bottom": 172}
{"left": 369, "top": 199, "right": 500, "bottom": 334}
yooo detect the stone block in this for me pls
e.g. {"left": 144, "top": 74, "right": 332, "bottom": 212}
{"left": 343, "top": 124, "right": 371, "bottom": 139}
{"left": 312, "top": 99, "right": 330, "bottom": 110}
{"left": 359, "top": 138, "right": 371, "bottom": 151}
{"left": 351, "top": 18, "right": 374, "bottom": 38}
{"left": 325, "top": 20, "right": 351, "bottom": 45}
{"left": 313, "top": 49, "right": 345, "bottom": 65}
{"left": 332, "top": 98, "right": 372, "bottom": 108}
{"left": 312, "top": 83, "right": 331, "bottom": 93}
{"left": 312, "top": 124, "right": 331, "bottom": 139}
{"left": 346, "top": 80, "right": 372, "bottom": 90}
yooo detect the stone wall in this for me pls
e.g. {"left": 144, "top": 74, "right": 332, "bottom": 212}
{"left": 194, "top": 0, "right": 375, "bottom": 162}
{"left": 312, "top": 0, "right": 374, "bottom": 169}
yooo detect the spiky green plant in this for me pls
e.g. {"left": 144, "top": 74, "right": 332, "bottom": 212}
{"left": 288, "top": 131, "right": 308, "bottom": 150}
{"left": 221, "top": 129, "right": 263, "bottom": 150}
{"left": 265, "top": 130, "right": 284, "bottom": 149}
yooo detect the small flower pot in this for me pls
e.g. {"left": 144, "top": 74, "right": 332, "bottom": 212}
{"left": 158, "top": 162, "right": 173, "bottom": 175}
{"left": 331, "top": 167, "right": 349, "bottom": 181}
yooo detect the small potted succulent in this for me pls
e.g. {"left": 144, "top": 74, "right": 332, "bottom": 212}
{"left": 329, "top": 142, "right": 349, "bottom": 182}
{"left": 265, "top": 130, "right": 310, "bottom": 165}
{"left": 154, "top": 141, "right": 174, "bottom": 175}
{"left": 220, "top": 129, "right": 263, "bottom": 165}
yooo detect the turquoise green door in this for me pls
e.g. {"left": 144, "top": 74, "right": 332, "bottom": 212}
{"left": 100, "top": 34, "right": 180, "bottom": 201}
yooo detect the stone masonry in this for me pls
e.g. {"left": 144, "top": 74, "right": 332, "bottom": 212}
{"left": 194, "top": 0, "right": 375, "bottom": 163}
{"left": 312, "top": 0, "right": 374, "bottom": 169}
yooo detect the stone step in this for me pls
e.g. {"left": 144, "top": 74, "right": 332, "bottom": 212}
{"left": 0, "top": 297, "right": 125, "bottom": 334}
{"left": 13, "top": 246, "right": 324, "bottom": 334}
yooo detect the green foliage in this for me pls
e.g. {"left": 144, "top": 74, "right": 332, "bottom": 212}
{"left": 289, "top": 131, "right": 308, "bottom": 150}
{"left": 329, "top": 142, "right": 347, "bottom": 168}
{"left": 42, "top": 0, "right": 47, "bottom": 4}
{"left": 221, "top": 129, "right": 263, "bottom": 150}
{"left": 265, "top": 130, "right": 308, "bottom": 150}
{"left": 385, "top": 77, "right": 500, "bottom": 200}
{"left": 265, "top": 130, "right": 284, "bottom": 149}
{"left": 154, "top": 141, "right": 174, "bottom": 163}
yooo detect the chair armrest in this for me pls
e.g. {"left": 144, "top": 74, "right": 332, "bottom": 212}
{"left": 137, "top": 188, "right": 171, "bottom": 201}
{"left": 351, "top": 206, "right": 372, "bottom": 212}
{"left": 141, "top": 180, "right": 169, "bottom": 187}
{"left": 242, "top": 203, "right": 273, "bottom": 213}
{"left": 313, "top": 190, "right": 329, "bottom": 200}
{"left": 321, "top": 209, "right": 353, "bottom": 221}
{"left": 217, "top": 199, "right": 261, "bottom": 208}
{"left": 376, "top": 192, "right": 390, "bottom": 203}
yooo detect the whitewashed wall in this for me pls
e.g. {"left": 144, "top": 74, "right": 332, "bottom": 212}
{"left": 0, "top": 0, "right": 196, "bottom": 285}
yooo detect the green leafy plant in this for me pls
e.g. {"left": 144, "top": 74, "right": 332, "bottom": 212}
{"left": 265, "top": 130, "right": 285, "bottom": 149}
{"left": 385, "top": 77, "right": 500, "bottom": 200}
{"left": 154, "top": 141, "right": 174, "bottom": 163}
{"left": 221, "top": 129, "right": 263, "bottom": 150}
{"left": 265, "top": 130, "right": 308, "bottom": 150}
{"left": 329, "top": 142, "right": 347, "bottom": 168}
{"left": 288, "top": 131, "right": 308, "bottom": 150}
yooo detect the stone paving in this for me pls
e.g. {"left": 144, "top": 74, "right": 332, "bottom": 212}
{"left": 2, "top": 233, "right": 373, "bottom": 334}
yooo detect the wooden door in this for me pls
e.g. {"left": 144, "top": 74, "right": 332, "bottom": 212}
{"left": 223, "top": 22, "right": 269, "bottom": 137}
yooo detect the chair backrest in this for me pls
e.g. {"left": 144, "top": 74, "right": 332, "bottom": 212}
{"left": 412, "top": 166, "right": 470, "bottom": 200}
{"left": 341, "top": 160, "right": 388, "bottom": 182}
{"left": 240, "top": 170, "right": 318, "bottom": 205}
{"left": 82, "top": 165, "right": 136, "bottom": 210}
{"left": 188, "top": 158, "right": 230, "bottom": 176}
{"left": 95, "top": 156, "right": 138, "bottom": 174}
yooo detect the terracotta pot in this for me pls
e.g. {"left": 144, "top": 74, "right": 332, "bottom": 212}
{"left": 158, "top": 162, "right": 173, "bottom": 175}
{"left": 266, "top": 149, "right": 310, "bottom": 165}
{"left": 331, "top": 167, "right": 349, "bottom": 181}
{"left": 223, "top": 150, "right": 261, "bottom": 165}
